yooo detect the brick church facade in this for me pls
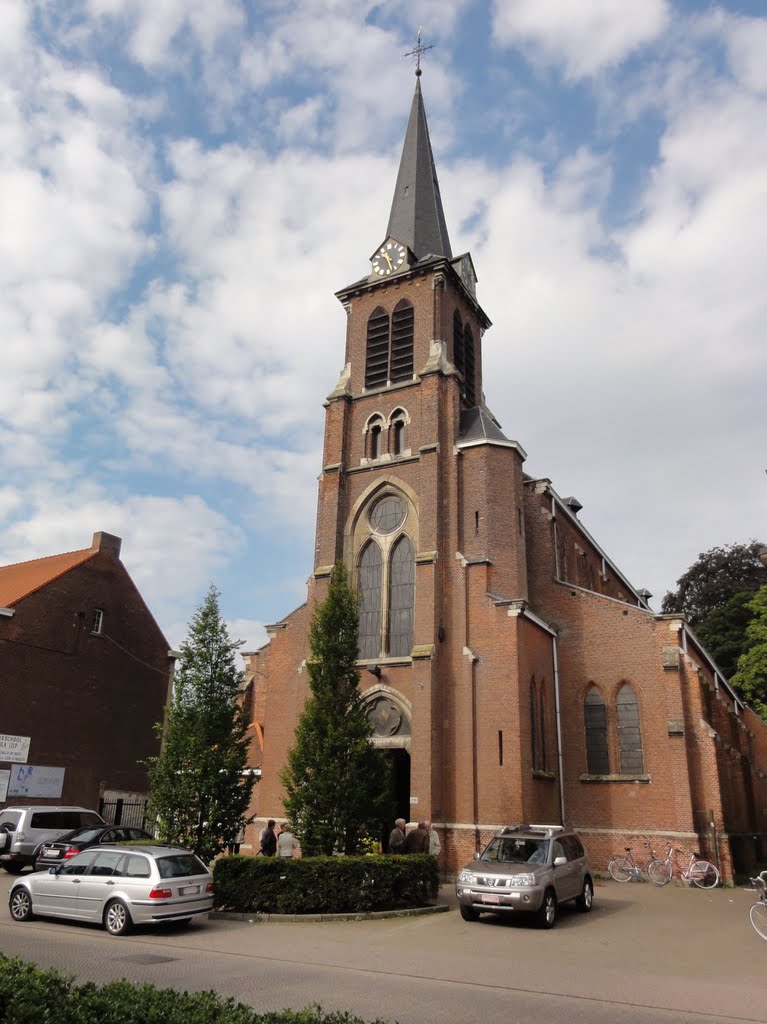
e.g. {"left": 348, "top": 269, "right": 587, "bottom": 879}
{"left": 242, "top": 76, "right": 767, "bottom": 880}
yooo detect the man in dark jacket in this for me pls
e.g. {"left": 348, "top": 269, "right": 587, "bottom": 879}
{"left": 404, "top": 821, "right": 430, "bottom": 854}
{"left": 259, "top": 819, "right": 277, "bottom": 856}
{"left": 388, "top": 818, "right": 407, "bottom": 854}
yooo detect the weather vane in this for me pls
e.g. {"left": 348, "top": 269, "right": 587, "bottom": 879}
{"left": 404, "top": 27, "right": 433, "bottom": 77}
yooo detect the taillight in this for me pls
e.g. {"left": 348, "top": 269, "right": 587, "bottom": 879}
{"left": 63, "top": 848, "right": 78, "bottom": 859}
{"left": 205, "top": 882, "right": 213, "bottom": 894}
{"left": 148, "top": 887, "right": 173, "bottom": 899}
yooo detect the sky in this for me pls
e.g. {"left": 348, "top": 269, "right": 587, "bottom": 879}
{"left": 1, "top": 0, "right": 765, "bottom": 656}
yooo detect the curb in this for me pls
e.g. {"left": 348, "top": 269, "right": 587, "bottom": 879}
{"left": 210, "top": 903, "right": 451, "bottom": 923}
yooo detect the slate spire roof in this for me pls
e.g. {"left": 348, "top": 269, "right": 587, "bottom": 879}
{"left": 385, "top": 78, "right": 452, "bottom": 261}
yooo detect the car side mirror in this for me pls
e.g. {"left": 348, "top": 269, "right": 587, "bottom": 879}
{"left": 49, "top": 866, "right": 58, "bottom": 874}
{"left": 553, "top": 856, "right": 567, "bottom": 867}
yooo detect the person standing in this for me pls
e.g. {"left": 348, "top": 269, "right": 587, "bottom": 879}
{"left": 277, "top": 823, "right": 298, "bottom": 858}
{"left": 404, "top": 821, "right": 430, "bottom": 854}
{"left": 425, "top": 820, "right": 441, "bottom": 858}
{"left": 259, "top": 819, "right": 277, "bottom": 856}
{"left": 388, "top": 818, "right": 407, "bottom": 854}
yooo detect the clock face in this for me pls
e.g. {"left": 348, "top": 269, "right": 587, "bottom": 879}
{"left": 372, "top": 241, "right": 407, "bottom": 277}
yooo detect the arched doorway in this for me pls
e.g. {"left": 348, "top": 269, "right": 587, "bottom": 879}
{"left": 364, "top": 690, "right": 411, "bottom": 848}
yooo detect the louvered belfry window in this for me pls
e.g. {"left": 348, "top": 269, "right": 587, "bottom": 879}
{"left": 453, "top": 310, "right": 465, "bottom": 377}
{"left": 390, "top": 300, "right": 414, "bottom": 382}
{"left": 584, "top": 686, "right": 610, "bottom": 775}
{"left": 463, "top": 324, "right": 476, "bottom": 406}
{"left": 388, "top": 535, "right": 415, "bottom": 657}
{"left": 358, "top": 540, "right": 383, "bottom": 660}
{"left": 617, "top": 683, "right": 644, "bottom": 774}
{"left": 365, "top": 308, "right": 390, "bottom": 389}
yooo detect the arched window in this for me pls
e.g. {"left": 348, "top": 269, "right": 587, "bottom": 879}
{"left": 530, "top": 677, "right": 538, "bottom": 770}
{"left": 390, "top": 408, "right": 407, "bottom": 456}
{"left": 616, "top": 683, "right": 644, "bottom": 774}
{"left": 390, "top": 300, "right": 414, "bottom": 382}
{"left": 354, "top": 490, "right": 417, "bottom": 661}
{"left": 370, "top": 423, "right": 382, "bottom": 459}
{"left": 388, "top": 536, "right": 415, "bottom": 656}
{"left": 463, "top": 324, "right": 476, "bottom": 405}
{"left": 453, "top": 309, "right": 465, "bottom": 377}
{"left": 365, "top": 308, "right": 390, "bottom": 389}
{"left": 539, "top": 685, "right": 548, "bottom": 773}
{"left": 358, "top": 541, "right": 383, "bottom": 659}
{"left": 584, "top": 686, "right": 609, "bottom": 775}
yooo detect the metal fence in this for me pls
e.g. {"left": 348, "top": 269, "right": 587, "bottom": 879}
{"left": 98, "top": 797, "right": 148, "bottom": 830}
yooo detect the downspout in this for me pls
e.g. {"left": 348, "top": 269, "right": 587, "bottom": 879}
{"left": 552, "top": 635, "right": 565, "bottom": 825}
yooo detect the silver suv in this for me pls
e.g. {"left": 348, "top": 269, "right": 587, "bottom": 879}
{"left": 0, "top": 806, "right": 105, "bottom": 873}
{"left": 455, "top": 824, "right": 593, "bottom": 928}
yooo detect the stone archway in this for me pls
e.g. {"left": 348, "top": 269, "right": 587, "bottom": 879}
{"left": 364, "top": 689, "right": 411, "bottom": 830}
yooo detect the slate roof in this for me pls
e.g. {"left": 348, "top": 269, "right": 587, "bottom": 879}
{"left": 458, "top": 406, "right": 511, "bottom": 444}
{"left": 0, "top": 547, "right": 95, "bottom": 607}
{"left": 385, "top": 78, "right": 452, "bottom": 261}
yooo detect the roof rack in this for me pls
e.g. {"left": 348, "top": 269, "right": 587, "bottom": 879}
{"left": 499, "top": 823, "right": 565, "bottom": 838}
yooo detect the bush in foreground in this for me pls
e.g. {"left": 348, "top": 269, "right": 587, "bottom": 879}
{"left": 213, "top": 853, "right": 438, "bottom": 914}
{"left": 0, "top": 955, "right": 388, "bottom": 1024}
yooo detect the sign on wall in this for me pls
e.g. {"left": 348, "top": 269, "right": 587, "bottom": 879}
{"left": 0, "top": 735, "right": 31, "bottom": 764}
{"left": 0, "top": 770, "right": 9, "bottom": 802}
{"left": 8, "top": 765, "right": 65, "bottom": 799}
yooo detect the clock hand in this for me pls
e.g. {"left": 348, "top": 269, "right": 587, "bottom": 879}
{"left": 383, "top": 253, "right": 393, "bottom": 269}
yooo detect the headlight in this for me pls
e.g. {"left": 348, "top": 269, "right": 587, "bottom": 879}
{"left": 511, "top": 873, "right": 536, "bottom": 886}
{"left": 458, "top": 870, "right": 476, "bottom": 883}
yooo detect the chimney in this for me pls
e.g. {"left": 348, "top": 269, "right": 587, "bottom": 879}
{"left": 91, "top": 532, "right": 122, "bottom": 558}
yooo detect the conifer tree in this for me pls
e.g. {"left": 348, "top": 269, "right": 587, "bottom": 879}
{"left": 147, "top": 585, "right": 255, "bottom": 863}
{"left": 280, "top": 562, "right": 390, "bottom": 855}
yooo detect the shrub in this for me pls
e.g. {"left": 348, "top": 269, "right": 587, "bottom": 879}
{"left": 0, "top": 956, "right": 388, "bottom": 1024}
{"left": 213, "top": 854, "right": 438, "bottom": 914}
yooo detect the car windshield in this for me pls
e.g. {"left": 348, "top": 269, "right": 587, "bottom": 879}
{"left": 480, "top": 837, "right": 549, "bottom": 864}
{"left": 66, "top": 828, "right": 104, "bottom": 844}
{"left": 157, "top": 853, "right": 208, "bottom": 879}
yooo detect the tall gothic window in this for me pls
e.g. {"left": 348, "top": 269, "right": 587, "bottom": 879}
{"left": 364, "top": 302, "right": 414, "bottom": 389}
{"left": 530, "top": 677, "right": 538, "bottom": 770}
{"left": 539, "top": 685, "right": 548, "bottom": 772}
{"left": 355, "top": 491, "right": 416, "bottom": 661}
{"left": 453, "top": 309, "right": 465, "bottom": 378}
{"left": 463, "top": 324, "right": 476, "bottom": 406}
{"left": 616, "top": 683, "right": 644, "bottom": 774}
{"left": 584, "top": 686, "right": 609, "bottom": 775}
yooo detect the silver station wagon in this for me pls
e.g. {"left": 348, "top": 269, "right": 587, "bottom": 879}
{"left": 455, "top": 824, "right": 594, "bottom": 929}
{"left": 9, "top": 844, "right": 213, "bottom": 935}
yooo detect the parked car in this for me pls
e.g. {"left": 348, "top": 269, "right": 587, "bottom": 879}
{"left": 455, "top": 823, "right": 594, "bottom": 928}
{"left": 9, "top": 844, "right": 214, "bottom": 935}
{"left": 34, "top": 825, "right": 153, "bottom": 871}
{"left": 0, "top": 806, "right": 105, "bottom": 873}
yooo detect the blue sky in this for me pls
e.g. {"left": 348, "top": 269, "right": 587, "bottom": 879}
{"left": 1, "top": 0, "right": 765, "bottom": 654}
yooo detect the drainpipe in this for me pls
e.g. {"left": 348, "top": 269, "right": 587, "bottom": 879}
{"left": 552, "top": 635, "right": 565, "bottom": 825}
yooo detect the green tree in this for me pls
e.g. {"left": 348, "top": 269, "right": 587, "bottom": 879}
{"left": 695, "top": 590, "right": 758, "bottom": 679}
{"left": 146, "top": 585, "right": 255, "bottom": 863}
{"left": 661, "top": 540, "right": 766, "bottom": 626}
{"left": 731, "top": 586, "right": 767, "bottom": 721}
{"left": 280, "top": 562, "right": 390, "bottom": 856}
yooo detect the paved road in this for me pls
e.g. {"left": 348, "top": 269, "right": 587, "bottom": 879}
{"left": 1, "top": 875, "right": 765, "bottom": 1023}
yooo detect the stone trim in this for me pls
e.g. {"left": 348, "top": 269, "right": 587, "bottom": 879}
{"left": 579, "top": 773, "right": 651, "bottom": 784}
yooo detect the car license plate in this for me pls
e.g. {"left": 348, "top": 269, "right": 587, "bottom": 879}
{"left": 43, "top": 849, "right": 59, "bottom": 858}
{"left": 179, "top": 884, "right": 200, "bottom": 895}
{"left": 481, "top": 893, "right": 500, "bottom": 904}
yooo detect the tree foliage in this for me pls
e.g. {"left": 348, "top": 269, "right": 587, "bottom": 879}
{"left": 280, "top": 562, "right": 391, "bottom": 856}
{"left": 695, "top": 590, "right": 759, "bottom": 680}
{"left": 731, "top": 587, "right": 767, "bottom": 721}
{"left": 661, "top": 540, "right": 766, "bottom": 627}
{"left": 147, "top": 585, "right": 255, "bottom": 864}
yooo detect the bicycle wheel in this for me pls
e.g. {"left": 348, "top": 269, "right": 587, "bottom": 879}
{"left": 750, "top": 902, "right": 767, "bottom": 941}
{"left": 608, "top": 855, "right": 633, "bottom": 882}
{"left": 647, "top": 859, "right": 672, "bottom": 886}
{"left": 689, "top": 860, "right": 719, "bottom": 889}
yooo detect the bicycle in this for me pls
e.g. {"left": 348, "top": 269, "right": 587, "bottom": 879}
{"left": 747, "top": 872, "right": 767, "bottom": 941}
{"left": 608, "top": 842, "right": 658, "bottom": 882}
{"left": 647, "top": 844, "right": 720, "bottom": 888}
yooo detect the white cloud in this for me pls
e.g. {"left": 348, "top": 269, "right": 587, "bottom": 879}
{"left": 491, "top": 0, "right": 670, "bottom": 80}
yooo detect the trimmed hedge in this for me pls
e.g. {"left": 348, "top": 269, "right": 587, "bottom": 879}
{"left": 0, "top": 955, "right": 388, "bottom": 1024}
{"left": 213, "top": 854, "right": 439, "bottom": 914}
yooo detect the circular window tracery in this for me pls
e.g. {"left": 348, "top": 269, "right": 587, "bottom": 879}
{"left": 368, "top": 494, "right": 406, "bottom": 534}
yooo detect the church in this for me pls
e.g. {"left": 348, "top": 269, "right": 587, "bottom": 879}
{"left": 241, "top": 70, "right": 767, "bottom": 881}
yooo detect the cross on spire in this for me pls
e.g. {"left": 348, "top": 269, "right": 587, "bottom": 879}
{"left": 404, "top": 27, "right": 433, "bottom": 77}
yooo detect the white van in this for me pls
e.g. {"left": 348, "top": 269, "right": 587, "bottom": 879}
{"left": 0, "top": 806, "right": 105, "bottom": 873}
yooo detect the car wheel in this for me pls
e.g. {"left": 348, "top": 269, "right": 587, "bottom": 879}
{"left": 9, "top": 888, "right": 33, "bottom": 921}
{"left": 576, "top": 877, "right": 594, "bottom": 912}
{"left": 459, "top": 904, "right": 479, "bottom": 922}
{"left": 3, "top": 862, "right": 26, "bottom": 874}
{"left": 104, "top": 899, "right": 133, "bottom": 936}
{"left": 536, "top": 889, "right": 557, "bottom": 929}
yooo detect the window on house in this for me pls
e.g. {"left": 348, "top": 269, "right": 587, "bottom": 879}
{"left": 616, "top": 683, "right": 644, "bottom": 773}
{"left": 356, "top": 491, "right": 416, "bottom": 661}
{"left": 584, "top": 686, "right": 609, "bottom": 774}
{"left": 92, "top": 609, "right": 104, "bottom": 634}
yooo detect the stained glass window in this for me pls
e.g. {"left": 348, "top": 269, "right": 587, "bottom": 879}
{"left": 388, "top": 535, "right": 415, "bottom": 657}
{"left": 616, "top": 683, "right": 644, "bottom": 774}
{"left": 358, "top": 541, "right": 383, "bottom": 660}
{"left": 369, "top": 494, "right": 406, "bottom": 534}
{"left": 584, "top": 686, "right": 609, "bottom": 775}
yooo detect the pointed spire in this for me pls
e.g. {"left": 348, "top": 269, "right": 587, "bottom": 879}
{"left": 386, "top": 78, "right": 452, "bottom": 261}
